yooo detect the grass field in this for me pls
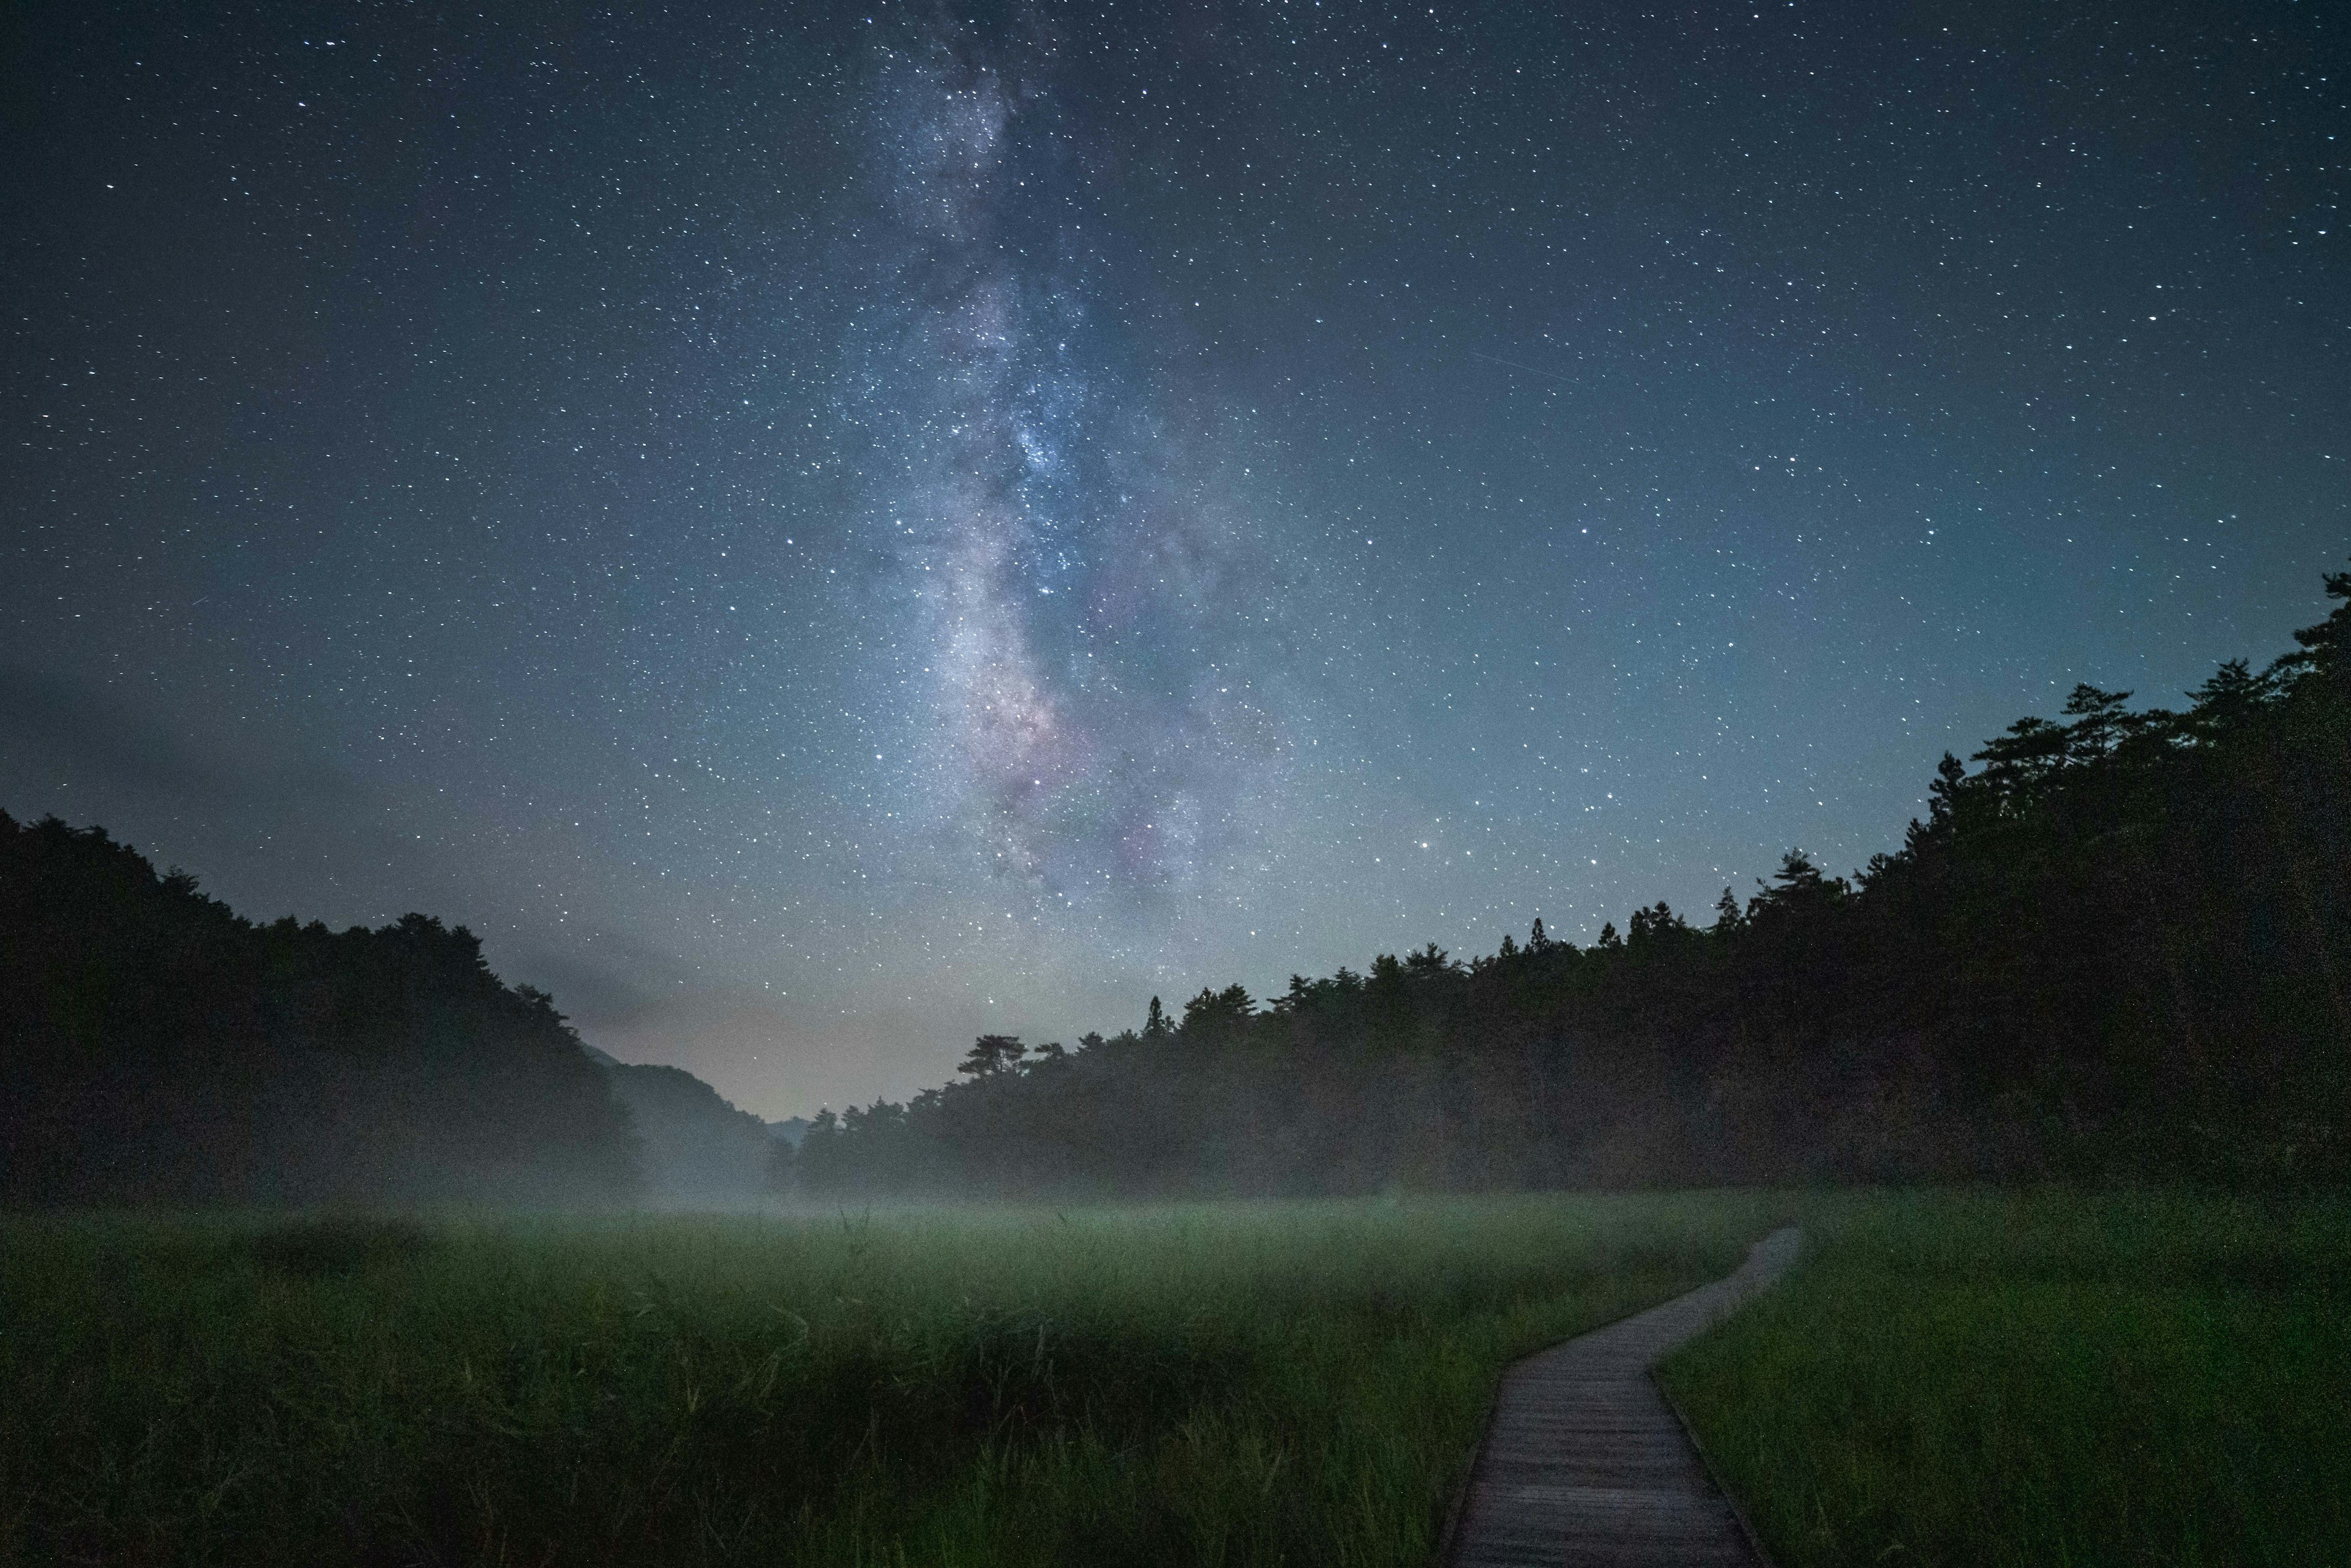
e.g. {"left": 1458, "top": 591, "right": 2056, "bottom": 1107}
{"left": 9, "top": 1191, "right": 2344, "bottom": 1568}
{"left": 1662, "top": 1190, "right": 2351, "bottom": 1568}
{"left": 0, "top": 1195, "right": 1774, "bottom": 1567}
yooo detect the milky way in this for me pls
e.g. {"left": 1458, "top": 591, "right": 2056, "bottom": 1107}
{"left": 844, "top": 35, "right": 1296, "bottom": 901}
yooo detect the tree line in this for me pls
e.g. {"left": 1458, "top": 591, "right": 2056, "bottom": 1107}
{"left": 785, "top": 565, "right": 2351, "bottom": 1195}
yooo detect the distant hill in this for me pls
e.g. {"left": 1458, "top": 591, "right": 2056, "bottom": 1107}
{"left": 0, "top": 812, "right": 640, "bottom": 1206}
{"left": 581, "top": 1045, "right": 780, "bottom": 1206}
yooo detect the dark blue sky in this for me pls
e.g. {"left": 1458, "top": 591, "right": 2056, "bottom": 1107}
{"left": 6, "top": 1, "right": 2344, "bottom": 1117}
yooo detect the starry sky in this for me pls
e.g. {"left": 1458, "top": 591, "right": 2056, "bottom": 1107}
{"left": 6, "top": 1, "right": 2345, "bottom": 1118}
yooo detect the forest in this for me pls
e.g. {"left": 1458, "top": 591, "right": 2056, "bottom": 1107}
{"left": 789, "top": 565, "right": 2351, "bottom": 1196}
{"left": 0, "top": 818, "right": 642, "bottom": 1204}
{"left": 4, "top": 566, "right": 2344, "bottom": 1206}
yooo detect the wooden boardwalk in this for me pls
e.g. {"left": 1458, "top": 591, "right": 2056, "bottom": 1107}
{"left": 1445, "top": 1227, "right": 1805, "bottom": 1567}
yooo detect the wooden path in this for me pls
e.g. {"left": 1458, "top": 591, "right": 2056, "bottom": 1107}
{"left": 1445, "top": 1226, "right": 1805, "bottom": 1567}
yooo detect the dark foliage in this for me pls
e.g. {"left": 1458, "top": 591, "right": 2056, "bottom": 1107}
{"left": 798, "top": 568, "right": 2351, "bottom": 1195}
{"left": 0, "top": 819, "right": 641, "bottom": 1205}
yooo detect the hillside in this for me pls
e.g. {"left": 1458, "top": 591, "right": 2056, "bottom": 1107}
{"left": 0, "top": 817, "right": 641, "bottom": 1206}
{"left": 795, "top": 565, "right": 2351, "bottom": 1196}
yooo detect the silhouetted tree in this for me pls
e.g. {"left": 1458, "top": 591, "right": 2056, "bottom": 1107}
{"left": 958, "top": 1034, "right": 1028, "bottom": 1077}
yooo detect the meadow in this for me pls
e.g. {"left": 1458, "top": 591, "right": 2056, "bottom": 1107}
{"left": 1662, "top": 1190, "right": 2351, "bottom": 1568}
{"left": 6, "top": 1190, "right": 2345, "bottom": 1568}
{"left": 0, "top": 1195, "right": 1774, "bottom": 1567}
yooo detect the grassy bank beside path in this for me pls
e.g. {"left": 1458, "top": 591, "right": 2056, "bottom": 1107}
{"left": 0, "top": 1195, "right": 1774, "bottom": 1567}
{"left": 1662, "top": 1191, "right": 2351, "bottom": 1568}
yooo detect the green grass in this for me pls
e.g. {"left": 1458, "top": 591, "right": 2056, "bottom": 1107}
{"left": 15, "top": 1191, "right": 2343, "bottom": 1567}
{"left": 0, "top": 1195, "right": 1775, "bottom": 1567}
{"left": 1662, "top": 1190, "right": 2351, "bottom": 1568}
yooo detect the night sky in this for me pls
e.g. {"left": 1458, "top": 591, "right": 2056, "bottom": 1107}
{"left": 6, "top": 1, "right": 2344, "bottom": 1118}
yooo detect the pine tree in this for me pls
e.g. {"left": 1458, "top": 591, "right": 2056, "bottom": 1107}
{"left": 956, "top": 1035, "right": 1026, "bottom": 1076}
{"left": 1925, "top": 751, "right": 1968, "bottom": 828}
{"left": 1711, "top": 886, "right": 1744, "bottom": 936}
{"left": 2061, "top": 683, "right": 2135, "bottom": 760}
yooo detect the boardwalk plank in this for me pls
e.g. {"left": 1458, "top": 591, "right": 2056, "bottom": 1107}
{"left": 1445, "top": 1226, "right": 1802, "bottom": 1568}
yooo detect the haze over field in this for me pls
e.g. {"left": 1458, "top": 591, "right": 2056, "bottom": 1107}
{"left": 6, "top": 2, "right": 2344, "bottom": 1118}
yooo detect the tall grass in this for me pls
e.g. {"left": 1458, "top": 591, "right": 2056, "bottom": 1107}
{"left": 0, "top": 1195, "right": 1774, "bottom": 1566}
{"left": 1662, "top": 1190, "right": 2351, "bottom": 1568}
